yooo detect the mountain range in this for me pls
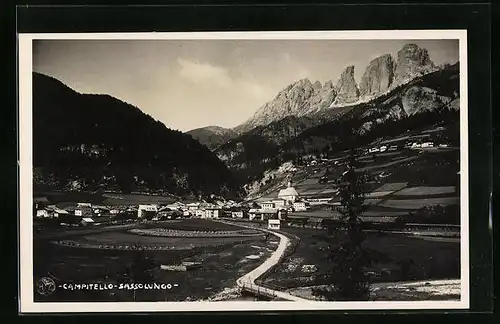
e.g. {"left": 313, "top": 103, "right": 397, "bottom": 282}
{"left": 33, "top": 72, "right": 243, "bottom": 199}
{"left": 214, "top": 61, "right": 460, "bottom": 184}
{"left": 188, "top": 43, "right": 441, "bottom": 147}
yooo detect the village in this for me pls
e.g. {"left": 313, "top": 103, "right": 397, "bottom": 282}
{"left": 33, "top": 130, "right": 457, "bottom": 233}
{"left": 33, "top": 181, "right": 312, "bottom": 232}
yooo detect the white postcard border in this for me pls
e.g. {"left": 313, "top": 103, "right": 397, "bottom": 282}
{"left": 18, "top": 30, "right": 469, "bottom": 313}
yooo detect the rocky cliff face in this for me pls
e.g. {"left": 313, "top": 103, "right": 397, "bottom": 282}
{"left": 359, "top": 54, "right": 395, "bottom": 97}
{"left": 235, "top": 78, "right": 337, "bottom": 133}
{"left": 333, "top": 65, "right": 360, "bottom": 105}
{"left": 234, "top": 43, "right": 449, "bottom": 135}
{"left": 401, "top": 86, "right": 451, "bottom": 116}
{"left": 394, "top": 44, "right": 436, "bottom": 85}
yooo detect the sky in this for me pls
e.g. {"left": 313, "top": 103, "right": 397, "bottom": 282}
{"left": 33, "top": 39, "right": 459, "bottom": 132}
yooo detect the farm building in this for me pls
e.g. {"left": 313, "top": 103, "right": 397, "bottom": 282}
{"left": 137, "top": 204, "right": 158, "bottom": 218}
{"left": 52, "top": 208, "right": 70, "bottom": 218}
{"left": 80, "top": 217, "right": 95, "bottom": 226}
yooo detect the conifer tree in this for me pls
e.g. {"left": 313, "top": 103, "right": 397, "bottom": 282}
{"left": 313, "top": 149, "right": 370, "bottom": 301}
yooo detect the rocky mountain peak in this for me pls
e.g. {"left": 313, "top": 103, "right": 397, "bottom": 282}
{"left": 333, "top": 65, "right": 359, "bottom": 104}
{"left": 394, "top": 44, "right": 436, "bottom": 84}
{"left": 235, "top": 77, "right": 337, "bottom": 132}
{"left": 359, "top": 53, "right": 396, "bottom": 97}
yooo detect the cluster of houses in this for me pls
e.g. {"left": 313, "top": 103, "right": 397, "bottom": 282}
{"left": 33, "top": 182, "right": 312, "bottom": 228}
{"left": 366, "top": 140, "right": 449, "bottom": 154}
{"left": 367, "top": 144, "right": 399, "bottom": 154}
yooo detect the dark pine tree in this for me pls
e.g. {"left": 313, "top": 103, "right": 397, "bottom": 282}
{"left": 313, "top": 149, "right": 370, "bottom": 301}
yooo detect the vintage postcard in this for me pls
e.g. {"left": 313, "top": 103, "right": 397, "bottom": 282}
{"left": 18, "top": 30, "right": 469, "bottom": 313}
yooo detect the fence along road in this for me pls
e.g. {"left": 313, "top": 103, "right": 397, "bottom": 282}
{"left": 215, "top": 220, "right": 311, "bottom": 301}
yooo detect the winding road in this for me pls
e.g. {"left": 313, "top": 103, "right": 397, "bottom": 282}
{"left": 216, "top": 220, "right": 310, "bottom": 301}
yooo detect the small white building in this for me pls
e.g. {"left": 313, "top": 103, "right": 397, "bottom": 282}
{"left": 268, "top": 219, "right": 281, "bottom": 230}
{"left": 260, "top": 201, "right": 275, "bottom": 209}
{"left": 271, "top": 199, "right": 286, "bottom": 208}
{"left": 137, "top": 204, "right": 158, "bottom": 218}
{"left": 36, "top": 209, "right": 50, "bottom": 218}
{"left": 77, "top": 202, "right": 92, "bottom": 207}
{"left": 203, "top": 208, "right": 220, "bottom": 219}
{"left": 231, "top": 211, "right": 244, "bottom": 218}
{"left": 80, "top": 217, "right": 95, "bottom": 226}
{"left": 293, "top": 200, "right": 309, "bottom": 212}
{"left": 186, "top": 202, "right": 200, "bottom": 211}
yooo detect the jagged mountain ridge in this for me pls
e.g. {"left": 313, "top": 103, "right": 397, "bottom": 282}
{"left": 216, "top": 62, "right": 459, "bottom": 186}
{"left": 234, "top": 43, "right": 440, "bottom": 134}
{"left": 33, "top": 72, "right": 243, "bottom": 199}
{"left": 233, "top": 78, "right": 337, "bottom": 134}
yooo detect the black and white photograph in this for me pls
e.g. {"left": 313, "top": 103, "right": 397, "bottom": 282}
{"left": 18, "top": 30, "right": 469, "bottom": 312}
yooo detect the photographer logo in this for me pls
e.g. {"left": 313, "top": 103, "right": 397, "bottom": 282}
{"left": 37, "top": 277, "right": 56, "bottom": 296}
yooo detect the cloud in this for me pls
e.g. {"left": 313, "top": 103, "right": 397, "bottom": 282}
{"left": 177, "top": 58, "right": 232, "bottom": 88}
{"left": 177, "top": 58, "right": 270, "bottom": 100}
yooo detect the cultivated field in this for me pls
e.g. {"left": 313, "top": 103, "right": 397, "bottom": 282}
{"left": 258, "top": 227, "right": 460, "bottom": 297}
{"left": 33, "top": 219, "right": 276, "bottom": 302}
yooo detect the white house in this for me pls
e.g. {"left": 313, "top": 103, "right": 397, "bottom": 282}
{"left": 260, "top": 201, "right": 275, "bottom": 209}
{"left": 231, "top": 211, "right": 244, "bottom": 218}
{"left": 271, "top": 199, "right": 286, "bottom": 208}
{"left": 268, "top": 219, "right": 281, "bottom": 230}
{"left": 203, "top": 208, "right": 220, "bottom": 219}
{"left": 186, "top": 202, "right": 200, "bottom": 211}
{"left": 292, "top": 200, "right": 309, "bottom": 212}
{"left": 137, "top": 204, "right": 158, "bottom": 218}
{"left": 36, "top": 209, "right": 50, "bottom": 218}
